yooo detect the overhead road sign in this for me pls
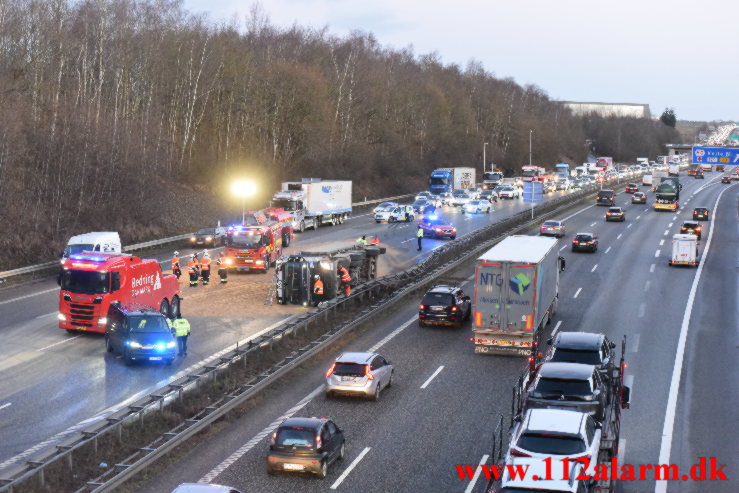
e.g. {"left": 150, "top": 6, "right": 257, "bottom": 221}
{"left": 692, "top": 146, "right": 739, "bottom": 165}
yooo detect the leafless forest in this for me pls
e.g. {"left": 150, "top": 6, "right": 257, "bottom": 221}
{"left": 0, "top": 0, "right": 679, "bottom": 269}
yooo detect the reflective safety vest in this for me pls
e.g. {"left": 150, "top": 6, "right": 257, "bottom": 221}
{"left": 339, "top": 267, "right": 351, "bottom": 283}
{"left": 417, "top": 228, "right": 424, "bottom": 238}
{"left": 313, "top": 279, "right": 324, "bottom": 295}
{"left": 172, "top": 318, "right": 190, "bottom": 337}
{"left": 217, "top": 257, "right": 227, "bottom": 268}
{"left": 172, "top": 257, "right": 180, "bottom": 269}
{"left": 201, "top": 257, "right": 210, "bottom": 271}
{"left": 187, "top": 260, "right": 198, "bottom": 274}
{"left": 356, "top": 238, "right": 368, "bottom": 246}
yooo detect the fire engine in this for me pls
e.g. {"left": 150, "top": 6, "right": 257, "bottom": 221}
{"left": 58, "top": 253, "right": 181, "bottom": 333}
{"left": 521, "top": 165, "right": 547, "bottom": 182}
{"left": 225, "top": 209, "right": 294, "bottom": 272}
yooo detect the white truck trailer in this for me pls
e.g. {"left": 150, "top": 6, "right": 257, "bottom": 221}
{"left": 271, "top": 179, "right": 352, "bottom": 232}
{"left": 668, "top": 234, "right": 698, "bottom": 266}
{"left": 472, "top": 235, "right": 562, "bottom": 356}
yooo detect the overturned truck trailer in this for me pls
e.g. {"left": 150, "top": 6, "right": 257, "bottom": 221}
{"left": 275, "top": 241, "right": 386, "bottom": 305}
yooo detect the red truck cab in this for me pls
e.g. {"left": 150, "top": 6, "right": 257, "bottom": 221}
{"left": 226, "top": 223, "right": 283, "bottom": 272}
{"left": 58, "top": 253, "right": 181, "bottom": 333}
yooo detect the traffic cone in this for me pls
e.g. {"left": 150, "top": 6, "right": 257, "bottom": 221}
{"left": 372, "top": 235, "right": 380, "bottom": 245}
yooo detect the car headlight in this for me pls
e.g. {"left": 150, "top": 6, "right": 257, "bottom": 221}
{"left": 98, "top": 317, "right": 107, "bottom": 325}
{"left": 166, "top": 341, "right": 176, "bottom": 349}
{"left": 190, "top": 236, "right": 196, "bottom": 242}
{"left": 58, "top": 313, "right": 66, "bottom": 321}
{"left": 128, "top": 341, "right": 142, "bottom": 349}
{"left": 206, "top": 236, "right": 213, "bottom": 241}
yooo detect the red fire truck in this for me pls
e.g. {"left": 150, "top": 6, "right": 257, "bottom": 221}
{"left": 58, "top": 253, "right": 181, "bottom": 333}
{"left": 225, "top": 210, "right": 293, "bottom": 272}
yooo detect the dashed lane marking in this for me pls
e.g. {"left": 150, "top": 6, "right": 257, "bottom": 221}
{"left": 464, "top": 454, "right": 491, "bottom": 493}
{"left": 650, "top": 263, "right": 655, "bottom": 273}
{"left": 573, "top": 288, "right": 582, "bottom": 299}
{"left": 591, "top": 264, "right": 598, "bottom": 272}
{"left": 331, "top": 447, "right": 372, "bottom": 490}
{"left": 552, "top": 321, "right": 562, "bottom": 337}
{"left": 0, "top": 287, "right": 58, "bottom": 306}
{"left": 420, "top": 366, "right": 444, "bottom": 389}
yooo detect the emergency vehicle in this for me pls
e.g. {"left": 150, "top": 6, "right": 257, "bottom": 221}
{"left": 521, "top": 165, "right": 547, "bottom": 182}
{"left": 58, "top": 253, "right": 181, "bottom": 333}
{"left": 225, "top": 209, "right": 295, "bottom": 273}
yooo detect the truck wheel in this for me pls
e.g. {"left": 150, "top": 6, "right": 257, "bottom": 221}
{"left": 299, "top": 220, "right": 305, "bottom": 233}
{"left": 159, "top": 299, "right": 170, "bottom": 318}
{"left": 262, "top": 257, "right": 270, "bottom": 273}
{"left": 169, "top": 296, "right": 181, "bottom": 319}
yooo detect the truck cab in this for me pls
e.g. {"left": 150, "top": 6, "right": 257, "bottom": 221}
{"left": 225, "top": 224, "right": 281, "bottom": 272}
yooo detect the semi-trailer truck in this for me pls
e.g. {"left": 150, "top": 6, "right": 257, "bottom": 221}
{"left": 471, "top": 236, "right": 562, "bottom": 356}
{"left": 270, "top": 179, "right": 352, "bottom": 232}
{"left": 428, "top": 167, "right": 476, "bottom": 195}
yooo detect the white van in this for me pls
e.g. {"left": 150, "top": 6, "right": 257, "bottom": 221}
{"left": 669, "top": 234, "right": 698, "bottom": 266}
{"left": 62, "top": 232, "right": 122, "bottom": 259}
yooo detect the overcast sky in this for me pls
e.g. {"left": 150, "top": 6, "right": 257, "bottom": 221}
{"left": 184, "top": 0, "right": 736, "bottom": 122}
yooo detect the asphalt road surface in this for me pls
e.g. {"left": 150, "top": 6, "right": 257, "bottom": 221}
{"left": 0, "top": 189, "right": 572, "bottom": 469}
{"left": 133, "top": 173, "right": 737, "bottom": 493}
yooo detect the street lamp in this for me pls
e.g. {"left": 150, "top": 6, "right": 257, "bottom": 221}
{"left": 529, "top": 130, "right": 533, "bottom": 166}
{"left": 483, "top": 142, "right": 488, "bottom": 173}
{"left": 231, "top": 180, "right": 256, "bottom": 225}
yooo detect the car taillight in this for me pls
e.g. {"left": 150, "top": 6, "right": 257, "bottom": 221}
{"left": 315, "top": 434, "right": 322, "bottom": 449}
{"left": 365, "top": 365, "right": 374, "bottom": 380}
{"left": 451, "top": 306, "right": 458, "bottom": 312}
{"left": 325, "top": 363, "right": 336, "bottom": 378}
{"left": 419, "top": 304, "right": 426, "bottom": 311}
{"left": 509, "top": 448, "right": 531, "bottom": 458}
{"left": 588, "top": 241, "right": 595, "bottom": 244}
{"left": 270, "top": 431, "right": 277, "bottom": 446}
{"left": 696, "top": 227, "right": 701, "bottom": 231}
{"left": 572, "top": 240, "right": 577, "bottom": 244}
{"left": 681, "top": 227, "right": 686, "bottom": 231}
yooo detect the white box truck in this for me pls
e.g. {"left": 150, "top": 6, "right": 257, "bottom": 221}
{"left": 668, "top": 164, "right": 680, "bottom": 177}
{"left": 472, "top": 235, "right": 561, "bottom": 356}
{"left": 668, "top": 234, "right": 698, "bottom": 266}
{"left": 271, "top": 179, "right": 352, "bottom": 232}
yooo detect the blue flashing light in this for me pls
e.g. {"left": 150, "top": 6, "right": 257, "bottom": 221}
{"left": 427, "top": 215, "right": 438, "bottom": 220}
{"left": 69, "top": 254, "right": 107, "bottom": 262}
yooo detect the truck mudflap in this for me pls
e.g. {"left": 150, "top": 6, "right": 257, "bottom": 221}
{"left": 472, "top": 332, "right": 536, "bottom": 357}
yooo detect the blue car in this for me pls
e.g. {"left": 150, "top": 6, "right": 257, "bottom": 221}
{"left": 105, "top": 303, "right": 177, "bottom": 365}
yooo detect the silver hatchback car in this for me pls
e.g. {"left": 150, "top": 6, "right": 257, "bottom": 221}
{"left": 325, "top": 352, "right": 394, "bottom": 400}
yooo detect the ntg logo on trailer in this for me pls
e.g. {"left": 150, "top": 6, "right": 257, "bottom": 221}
{"left": 509, "top": 273, "right": 531, "bottom": 295}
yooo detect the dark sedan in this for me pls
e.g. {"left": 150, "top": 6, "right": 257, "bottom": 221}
{"left": 572, "top": 233, "right": 598, "bottom": 252}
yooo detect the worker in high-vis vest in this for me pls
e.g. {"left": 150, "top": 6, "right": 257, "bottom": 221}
{"left": 313, "top": 274, "right": 324, "bottom": 306}
{"left": 200, "top": 251, "right": 211, "bottom": 286}
{"left": 171, "top": 317, "right": 191, "bottom": 356}
{"left": 172, "top": 251, "right": 181, "bottom": 279}
{"left": 356, "top": 235, "right": 368, "bottom": 246}
{"left": 339, "top": 266, "right": 352, "bottom": 295}
{"left": 417, "top": 225, "right": 424, "bottom": 251}
{"left": 216, "top": 251, "right": 229, "bottom": 284}
{"left": 187, "top": 255, "right": 200, "bottom": 287}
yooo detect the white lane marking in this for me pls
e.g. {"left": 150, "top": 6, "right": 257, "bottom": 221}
{"left": 0, "top": 314, "right": 297, "bottom": 471}
{"left": 0, "top": 287, "right": 58, "bottom": 306}
{"left": 420, "top": 366, "right": 444, "bottom": 389}
{"left": 0, "top": 402, "right": 11, "bottom": 411}
{"left": 573, "top": 288, "right": 582, "bottom": 299}
{"left": 656, "top": 186, "right": 728, "bottom": 493}
{"left": 663, "top": 229, "right": 669, "bottom": 236}
{"left": 630, "top": 334, "right": 640, "bottom": 353}
{"left": 644, "top": 280, "right": 651, "bottom": 292}
{"left": 668, "top": 222, "right": 673, "bottom": 227}
{"left": 200, "top": 385, "right": 324, "bottom": 483}
{"left": 672, "top": 215, "right": 677, "bottom": 220}
{"left": 618, "top": 439, "right": 627, "bottom": 461}
{"left": 616, "top": 233, "right": 622, "bottom": 239}
{"left": 401, "top": 238, "right": 414, "bottom": 244}
{"left": 331, "top": 447, "right": 372, "bottom": 490}
{"left": 638, "top": 303, "right": 646, "bottom": 318}
{"left": 35, "top": 311, "right": 56, "bottom": 319}
{"left": 636, "top": 215, "right": 641, "bottom": 220}
{"left": 38, "top": 335, "right": 82, "bottom": 351}
{"left": 464, "top": 454, "right": 491, "bottom": 493}
{"left": 367, "top": 316, "right": 417, "bottom": 353}
{"left": 624, "top": 375, "right": 634, "bottom": 401}
{"left": 655, "top": 249, "right": 661, "bottom": 258}
{"left": 605, "top": 246, "right": 611, "bottom": 254}
{"left": 551, "top": 321, "right": 562, "bottom": 337}
{"left": 591, "top": 264, "right": 598, "bottom": 272}
{"left": 650, "top": 263, "right": 655, "bottom": 273}
{"left": 659, "top": 239, "right": 665, "bottom": 246}
{"left": 560, "top": 203, "right": 595, "bottom": 222}
{"left": 590, "top": 222, "right": 596, "bottom": 227}
{"left": 559, "top": 244, "right": 568, "bottom": 251}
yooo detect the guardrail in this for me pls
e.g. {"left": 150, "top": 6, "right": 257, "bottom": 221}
{"left": 0, "top": 195, "right": 417, "bottom": 283}
{"left": 0, "top": 183, "right": 610, "bottom": 493}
